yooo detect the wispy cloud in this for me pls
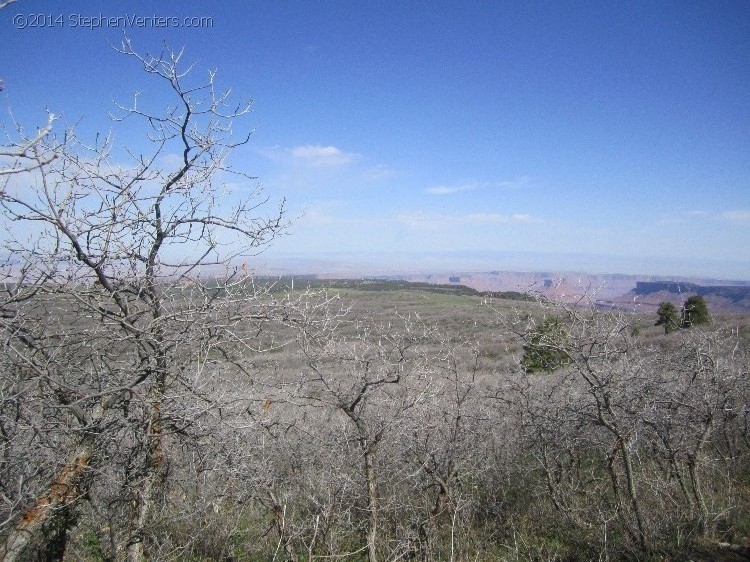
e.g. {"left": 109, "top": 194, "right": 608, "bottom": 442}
{"left": 658, "top": 209, "right": 750, "bottom": 225}
{"left": 289, "top": 145, "right": 359, "bottom": 167}
{"left": 258, "top": 144, "right": 359, "bottom": 168}
{"left": 360, "top": 164, "right": 399, "bottom": 182}
{"left": 718, "top": 210, "right": 750, "bottom": 222}
{"left": 425, "top": 182, "right": 482, "bottom": 195}
{"left": 465, "top": 213, "right": 536, "bottom": 223}
{"left": 301, "top": 202, "right": 383, "bottom": 227}
{"left": 397, "top": 211, "right": 540, "bottom": 229}
{"left": 425, "top": 177, "right": 530, "bottom": 195}
{"left": 494, "top": 176, "right": 530, "bottom": 190}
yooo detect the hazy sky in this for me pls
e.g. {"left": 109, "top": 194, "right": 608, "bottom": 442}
{"left": 2, "top": 1, "right": 749, "bottom": 278}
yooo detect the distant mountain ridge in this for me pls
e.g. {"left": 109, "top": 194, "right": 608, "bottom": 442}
{"left": 625, "top": 281, "right": 750, "bottom": 313}
{"left": 344, "top": 273, "right": 750, "bottom": 313}
{"left": 634, "top": 282, "right": 750, "bottom": 303}
{"left": 258, "top": 264, "right": 750, "bottom": 314}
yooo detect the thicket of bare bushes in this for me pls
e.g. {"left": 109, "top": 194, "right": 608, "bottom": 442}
{"left": 1, "top": 43, "right": 749, "bottom": 561}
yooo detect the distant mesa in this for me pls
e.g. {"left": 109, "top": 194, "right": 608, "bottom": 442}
{"left": 627, "top": 281, "right": 750, "bottom": 313}
{"left": 634, "top": 281, "right": 698, "bottom": 295}
{"left": 634, "top": 281, "right": 750, "bottom": 303}
{"left": 261, "top": 262, "right": 750, "bottom": 314}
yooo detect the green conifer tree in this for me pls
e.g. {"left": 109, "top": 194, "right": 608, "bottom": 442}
{"left": 655, "top": 301, "right": 680, "bottom": 334}
{"left": 681, "top": 295, "right": 711, "bottom": 328}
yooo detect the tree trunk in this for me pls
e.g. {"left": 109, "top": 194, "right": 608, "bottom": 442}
{"left": 127, "top": 390, "right": 166, "bottom": 562}
{"left": 270, "top": 491, "right": 297, "bottom": 561}
{"left": 687, "top": 417, "right": 713, "bottom": 535}
{"left": 1, "top": 447, "right": 93, "bottom": 562}
{"left": 364, "top": 447, "right": 379, "bottom": 562}
{"left": 619, "top": 440, "right": 648, "bottom": 551}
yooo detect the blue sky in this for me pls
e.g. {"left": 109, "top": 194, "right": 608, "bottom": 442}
{"left": 2, "top": 1, "right": 749, "bottom": 278}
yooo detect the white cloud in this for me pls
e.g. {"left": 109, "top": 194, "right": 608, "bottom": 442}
{"left": 464, "top": 213, "right": 536, "bottom": 224}
{"left": 424, "top": 177, "right": 530, "bottom": 196}
{"left": 425, "top": 183, "right": 481, "bottom": 195}
{"left": 718, "top": 210, "right": 750, "bottom": 222}
{"left": 360, "top": 165, "right": 399, "bottom": 182}
{"left": 511, "top": 213, "right": 535, "bottom": 222}
{"left": 289, "top": 145, "right": 358, "bottom": 167}
{"left": 496, "top": 176, "right": 530, "bottom": 189}
{"left": 298, "top": 201, "right": 383, "bottom": 227}
{"left": 659, "top": 209, "right": 750, "bottom": 225}
{"left": 397, "top": 211, "right": 540, "bottom": 229}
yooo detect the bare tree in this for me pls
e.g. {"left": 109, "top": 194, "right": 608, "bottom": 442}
{"left": 0, "top": 40, "right": 286, "bottom": 561}
{"left": 290, "top": 304, "right": 437, "bottom": 562}
{"left": 495, "top": 296, "right": 750, "bottom": 559}
{"left": 399, "top": 337, "right": 490, "bottom": 561}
